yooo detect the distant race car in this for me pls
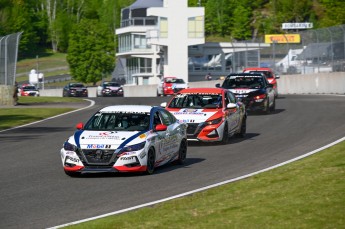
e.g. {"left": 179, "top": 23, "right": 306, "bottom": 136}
{"left": 96, "top": 81, "right": 124, "bottom": 97}
{"left": 243, "top": 67, "right": 280, "bottom": 97}
{"left": 19, "top": 84, "right": 40, "bottom": 96}
{"left": 161, "top": 87, "right": 247, "bottom": 144}
{"left": 62, "top": 83, "right": 88, "bottom": 97}
{"left": 157, "top": 77, "right": 188, "bottom": 96}
{"left": 216, "top": 73, "right": 276, "bottom": 114}
{"left": 60, "top": 105, "right": 188, "bottom": 176}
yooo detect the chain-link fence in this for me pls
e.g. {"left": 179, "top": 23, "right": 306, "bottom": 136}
{"left": 263, "top": 24, "right": 345, "bottom": 75}
{"left": 0, "top": 32, "right": 22, "bottom": 86}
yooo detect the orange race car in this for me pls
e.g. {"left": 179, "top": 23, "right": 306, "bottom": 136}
{"left": 161, "top": 88, "right": 247, "bottom": 144}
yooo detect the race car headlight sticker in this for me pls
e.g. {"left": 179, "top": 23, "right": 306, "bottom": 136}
{"left": 206, "top": 117, "right": 223, "bottom": 125}
{"left": 63, "top": 141, "right": 78, "bottom": 152}
{"left": 119, "top": 141, "right": 146, "bottom": 154}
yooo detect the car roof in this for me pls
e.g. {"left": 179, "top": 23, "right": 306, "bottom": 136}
{"left": 178, "top": 87, "right": 225, "bottom": 94}
{"left": 99, "top": 105, "right": 154, "bottom": 113}
{"left": 226, "top": 73, "right": 264, "bottom": 77}
{"left": 243, "top": 67, "right": 273, "bottom": 72}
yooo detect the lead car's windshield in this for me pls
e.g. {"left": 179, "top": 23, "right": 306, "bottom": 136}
{"left": 168, "top": 93, "right": 222, "bottom": 109}
{"left": 84, "top": 112, "right": 150, "bottom": 131}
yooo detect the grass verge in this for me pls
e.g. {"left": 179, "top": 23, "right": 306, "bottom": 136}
{"left": 66, "top": 141, "right": 345, "bottom": 229}
{"left": 0, "top": 96, "right": 86, "bottom": 131}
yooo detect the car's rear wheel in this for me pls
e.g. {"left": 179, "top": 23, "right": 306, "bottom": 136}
{"left": 221, "top": 122, "right": 229, "bottom": 144}
{"left": 145, "top": 148, "right": 155, "bottom": 175}
{"left": 236, "top": 116, "right": 246, "bottom": 138}
{"left": 176, "top": 140, "right": 187, "bottom": 165}
{"left": 264, "top": 99, "right": 271, "bottom": 114}
{"left": 270, "top": 99, "right": 276, "bottom": 112}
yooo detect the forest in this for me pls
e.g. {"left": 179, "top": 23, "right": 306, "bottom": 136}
{"left": 0, "top": 0, "right": 344, "bottom": 83}
{"left": 1, "top": 0, "right": 344, "bottom": 56}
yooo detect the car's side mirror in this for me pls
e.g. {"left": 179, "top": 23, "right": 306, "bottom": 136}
{"left": 226, "top": 103, "right": 237, "bottom": 109}
{"left": 155, "top": 124, "right": 167, "bottom": 131}
{"left": 160, "top": 102, "right": 167, "bottom": 107}
{"left": 76, "top": 122, "right": 84, "bottom": 130}
{"left": 215, "top": 83, "right": 221, "bottom": 88}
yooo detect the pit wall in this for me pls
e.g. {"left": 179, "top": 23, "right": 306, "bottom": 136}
{"left": 31, "top": 72, "right": 345, "bottom": 98}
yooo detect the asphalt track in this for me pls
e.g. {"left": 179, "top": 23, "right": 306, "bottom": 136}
{"left": 0, "top": 95, "right": 344, "bottom": 229}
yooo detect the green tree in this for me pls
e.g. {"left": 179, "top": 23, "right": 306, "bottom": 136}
{"left": 67, "top": 19, "right": 115, "bottom": 85}
{"left": 231, "top": 5, "right": 252, "bottom": 40}
{"left": 317, "top": 0, "right": 345, "bottom": 27}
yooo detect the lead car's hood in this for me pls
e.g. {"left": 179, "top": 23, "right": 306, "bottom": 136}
{"left": 72, "top": 130, "right": 146, "bottom": 149}
{"left": 170, "top": 109, "right": 218, "bottom": 123}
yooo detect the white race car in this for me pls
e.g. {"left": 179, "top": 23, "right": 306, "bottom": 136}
{"left": 60, "top": 105, "right": 187, "bottom": 176}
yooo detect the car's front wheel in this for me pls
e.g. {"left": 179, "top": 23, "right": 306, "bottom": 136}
{"left": 221, "top": 122, "right": 229, "bottom": 144}
{"left": 145, "top": 148, "right": 155, "bottom": 175}
{"left": 176, "top": 140, "right": 187, "bottom": 165}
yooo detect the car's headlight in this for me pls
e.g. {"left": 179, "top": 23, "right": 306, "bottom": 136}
{"left": 118, "top": 141, "right": 146, "bottom": 154}
{"left": 63, "top": 141, "right": 78, "bottom": 151}
{"left": 206, "top": 117, "right": 223, "bottom": 125}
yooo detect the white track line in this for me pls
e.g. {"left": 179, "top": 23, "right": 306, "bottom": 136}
{"left": 48, "top": 135, "right": 345, "bottom": 229}
{"left": 0, "top": 99, "right": 95, "bottom": 133}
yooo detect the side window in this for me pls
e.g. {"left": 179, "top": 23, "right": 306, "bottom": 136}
{"left": 153, "top": 112, "right": 162, "bottom": 126}
{"left": 159, "top": 110, "right": 174, "bottom": 125}
{"left": 227, "top": 92, "right": 236, "bottom": 103}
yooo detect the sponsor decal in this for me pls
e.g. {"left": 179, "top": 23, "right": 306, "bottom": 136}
{"left": 139, "top": 133, "right": 146, "bottom": 139}
{"left": 85, "top": 134, "right": 120, "bottom": 140}
{"left": 120, "top": 156, "right": 136, "bottom": 160}
{"left": 159, "top": 135, "right": 178, "bottom": 154}
{"left": 139, "top": 151, "right": 146, "bottom": 159}
{"left": 86, "top": 144, "right": 111, "bottom": 149}
{"left": 173, "top": 109, "right": 204, "bottom": 116}
{"left": 66, "top": 156, "right": 80, "bottom": 163}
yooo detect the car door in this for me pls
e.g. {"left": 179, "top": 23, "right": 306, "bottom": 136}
{"left": 263, "top": 77, "right": 275, "bottom": 107}
{"left": 156, "top": 109, "right": 180, "bottom": 164}
{"left": 224, "top": 91, "right": 240, "bottom": 134}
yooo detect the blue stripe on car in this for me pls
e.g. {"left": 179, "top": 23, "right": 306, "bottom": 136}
{"left": 74, "top": 130, "right": 84, "bottom": 148}
{"left": 117, "top": 130, "right": 147, "bottom": 150}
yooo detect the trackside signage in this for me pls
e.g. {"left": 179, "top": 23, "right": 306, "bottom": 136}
{"left": 282, "top": 23, "right": 313, "bottom": 30}
{"left": 265, "top": 34, "right": 301, "bottom": 44}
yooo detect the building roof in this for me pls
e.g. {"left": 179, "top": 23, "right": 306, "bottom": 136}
{"left": 129, "top": 0, "right": 163, "bottom": 10}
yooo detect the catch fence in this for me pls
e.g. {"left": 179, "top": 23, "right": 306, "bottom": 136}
{"left": 0, "top": 32, "right": 22, "bottom": 86}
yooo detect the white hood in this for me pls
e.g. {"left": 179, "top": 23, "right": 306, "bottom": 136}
{"left": 74, "top": 130, "right": 145, "bottom": 149}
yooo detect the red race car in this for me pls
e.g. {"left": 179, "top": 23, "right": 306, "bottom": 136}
{"left": 157, "top": 77, "right": 188, "bottom": 96}
{"left": 19, "top": 84, "right": 40, "bottom": 96}
{"left": 243, "top": 67, "right": 280, "bottom": 97}
{"left": 161, "top": 88, "right": 247, "bottom": 144}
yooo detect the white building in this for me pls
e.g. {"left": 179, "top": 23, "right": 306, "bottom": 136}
{"left": 115, "top": 0, "right": 269, "bottom": 85}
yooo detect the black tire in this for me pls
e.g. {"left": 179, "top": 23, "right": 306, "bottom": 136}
{"left": 221, "top": 122, "right": 229, "bottom": 144}
{"left": 270, "top": 99, "right": 276, "bottom": 112}
{"left": 264, "top": 99, "right": 271, "bottom": 115}
{"left": 145, "top": 148, "right": 155, "bottom": 175}
{"left": 176, "top": 140, "right": 187, "bottom": 165}
{"left": 236, "top": 116, "right": 246, "bottom": 138}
